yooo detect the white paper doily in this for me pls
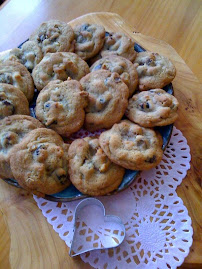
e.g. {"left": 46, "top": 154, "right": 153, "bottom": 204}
{"left": 34, "top": 126, "right": 193, "bottom": 269}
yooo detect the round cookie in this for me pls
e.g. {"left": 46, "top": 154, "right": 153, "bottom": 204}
{"left": 36, "top": 79, "right": 88, "bottom": 137}
{"left": 29, "top": 20, "right": 75, "bottom": 54}
{"left": 133, "top": 52, "right": 176, "bottom": 91}
{"left": 99, "top": 120, "right": 163, "bottom": 170}
{"left": 100, "top": 32, "right": 137, "bottom": 62}
{"left": 10, "top": 128, "right": 70, "bottom": 196}
{"left": 32, "top": 52, "right": 90, "bottom": 91}
{"left": 68, "top": 137, "right": 125, "bottom": 196}
{"left": 0, "top": 41, "right": 43, "bottom": 72}
{"left": 125, "top": 89, "right": 179, "bottom": 127}
{"left": 0, "top": 115, "right": 43, "bottom": 179}
{"left": 0, "top": 83, "right": 30, "bottom": 119}
{"left": 0, "top": 61, "right": 34, "bottom": 102}
{"left": 74, "top": 23, "right": 105, "bottom": 60}
{"left": 80, "top": 70, "right": 129, "bottom": 131}
{"left": 90, "top": 55, "right": 138, "bottom": 97}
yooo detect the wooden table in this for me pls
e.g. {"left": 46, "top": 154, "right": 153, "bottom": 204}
{"left": 0, "top": 1, "right": 201, "bottom": 268}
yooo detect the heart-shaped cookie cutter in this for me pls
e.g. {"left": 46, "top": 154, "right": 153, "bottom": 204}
{"left": 69, "top": 198, "right": 125, "bottom": 257}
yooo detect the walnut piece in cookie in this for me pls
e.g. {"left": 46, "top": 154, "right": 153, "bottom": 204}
{"left": 36, "top": 79, "right": 88, "bottom": 137}
{"left": 0, "top": 41, "right": 43, "bottom": 72}
{"left": 0, "top": 83, "right": 30, "bottom": 119}
{"left": 10, "top": 128, "right": 70, "bottom": 196}
{"left": 99, "top": 32, "right": 137, "bottom": 62}
{"left": 0, "top": 61, "right": 34, "bottom": 102}
{"left": 32, "top": 52, "right": 90, "bottom": 91}
{"left": 29, "top": 20, "right": 75, "bottom": 54}
{"left": 68, "top": 137, "right": 125, "bottom": 196}
{"left": 74, "top": 23, "right": 105, "bottom": 60}
{"left": 99, "top": 120, "right": 163, "bottom": 170}
{"left": 0, "top": 115, "right": 43, "bottom": 179}
{"left": 134, "top": 52, "right": 176, "bottom": 91}
{"left": 80, "top": 70, "right": 129, "bottom": 131}
{"left": 90, "top": 55, "right": 138, "bottom": 97}
{"left": 125, "top": 89, "right": 179, "bottom": 127}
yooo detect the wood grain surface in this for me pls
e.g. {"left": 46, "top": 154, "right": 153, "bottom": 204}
{"left": 0, "top": 5, "right": 201, "bottom": 269}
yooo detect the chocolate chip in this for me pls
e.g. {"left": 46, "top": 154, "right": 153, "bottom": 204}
{"left": 93, "top": 64, "right": 102, "bottom": 71}
{"left": 145, "top": 155, "right": 156, "bottom": 163}
{"left": 99, "top": 98, "right": 105, "bottom": 104}
{"left": 146, "top": 59, "right": 153, "bottom": 65}
{"left": 44, "top": 102, "right": 51, "bottom": 110}
{"left": 105, "top": 32, "right": 110, "bottom": 36}
{"left": 33, "top": 144, "right": 45, "bottom": 157}
{"left": 81, "top": 23, "right": 89, "bottom": 31}
{"left": 38, "top": 34, "right": 46, "bottom": 42}
{"left": 146, "top": 102, "right": 150, "bottom": 109}
{"left": 56, "top": 174, "right": 67, "bottom": 185}
{"left": 114, "top": 76, "right": 121, "bottom": 83}
{"left": 140, "top": 103, "right": 144, "bottom": 110}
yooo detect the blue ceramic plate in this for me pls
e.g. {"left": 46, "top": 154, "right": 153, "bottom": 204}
{"left": 3, "top": 42, "right": 173, "bottom": 201}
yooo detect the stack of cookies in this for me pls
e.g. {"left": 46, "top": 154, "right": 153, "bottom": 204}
{"left": 0, "top": 19, "right": 179, "bottom": 197}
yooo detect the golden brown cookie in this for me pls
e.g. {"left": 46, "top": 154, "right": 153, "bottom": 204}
{"left": 90, "top": 55, "right": 138, "bottom": 96}
{"left": 32, "top": 52, "right": 90, "bottom": 91}
{"left": 68, "top": 137, "right": 125, "bottom": 196}
{"left": 125, "top": 89, "right": 179, "bottom": 127}
{"left": 10, "top": 128, "right": 70, "bottom": 196}
{"left": 36, "top": 79, "right": 88, "bottom": 137}
{"left": 134, "top": 52, "right": 176, "bottom": 91}
{"left": 99, "top": 120, "right": 163, "bottom": 170}
{"left": 0, "top": 41, "right": 43, "bottom": 72}
{"left": 80, "top": 70, "right": 129, "bottom": 131}
{"left": 0, "top": 61, "right": 35, "bottom": 102}
{"left": 29, "top": 20, "right": 75, "bottom": 54}
{"left": 74, "top": 23, "right": 105, "bottom": 60}
{"left": 0, "top": 115, "right": 43, "bottom": 179}
{"left": 0, "top": 83, "right": 30, "bottom": 119}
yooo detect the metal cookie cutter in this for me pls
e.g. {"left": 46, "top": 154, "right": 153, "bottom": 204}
{"left": 69, "top": 198, "right": 125, "bottom": 257}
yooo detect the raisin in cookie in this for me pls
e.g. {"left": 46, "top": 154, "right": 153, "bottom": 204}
{"left": 32, "top": 52, "right": 90, "bottom": 91}
{"left": 68, "top": 137, "right": 124, "bottom": 196}
{"left": 99, "top": 32, "right": 137, "bottom": 62}
{"left": 0, "top": 41, "right": 43, "bottom": 72}
{"left": 125, "top": 89, "right": 179, "bottom": 127}
{"left": 0, "top": 83, "right": 29, "bottom": 119}
{"left": 0, "top": 61, "right": 34, "bottom": 101}
{"left": 134, "top": 52, "right": 176, "bottom": 91}
{"left": 29, "top": 20, "right": 75, "bottom": 54}
{"left": 0, "top": 115, "right": 43, "bottom": 179}
{"left": 90, "top": 55, "right": 138, "bottom": 97}
{"left": 80, "top": 70, "right": 129, "bottom": 131}
{"left": 99, "top": 120, "right": 163, "bottom": 170}
{"left": 74, "top": 23, "right": 105, "bottom": 60}
{"left": 10, "top": 128, "right": 70, "bottom": 196}
{"left": 36, "top": 79, "right": 88, "bottom": 137}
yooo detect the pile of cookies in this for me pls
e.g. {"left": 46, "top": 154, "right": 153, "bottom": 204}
{"left": 0, "top": 20, "right": 179, "bottom": 197}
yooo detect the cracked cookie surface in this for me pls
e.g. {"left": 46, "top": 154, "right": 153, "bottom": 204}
{"left": 32, "top": 52, "right": 90, "bottom": 91}
{"left": 80, "top": 70, "right": 129, "bottom": 131}
{"left": 68, "top": 137, "right": 125, "bottom": 196}
{"left": 134, "top": 52, "right": 176, "bottom": 91}
{"left": 0, "top": 115, "right": 43, "bottom": 179}
{"left": 36, "top": 79, "right": 88, "bottom": 137}
{"left": 10, "top": 128, "right": 70, "bottom": 196}
{"left": 99, "top": 120, "right": 163, "bottom": 170}
{"left": 90, "top": 55, "right": 138, "bottom": 96}
{"left": 74, "top": 23, "right": 105, "bottom": 60}
{"left": 125, "top": 89, "right": 179, "bottom": 127}
{"left": 29, "top": 20, "right": 75, "bottom": 54}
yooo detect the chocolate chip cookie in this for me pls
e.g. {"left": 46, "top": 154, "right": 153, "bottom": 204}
{"left": 0, "top": 115, "right": 43, "bottom": 179}
{"left": 90, "top": 55, "right": 138, "bottom": 96}
{"left": 0, "top": 83, "right": 30, "bottom": 119}
{"left": 68, "top": 137, "right": 125, "bottom": 196}
{"left": 80, "top": 70, "right": 129, "bottom": 131}
{"left": 32, "top": 52, "right": 90, "bottom": 91}
{"left": 29, "top": 20, "right": 75, "bottom": 54}
{"left": 99, "top": 120, "right": 163, "bottom": 170}
{"left": 0, "top": 41, "right": 43, "bottom": 72}
{"left": 134, "top": 52, "right": 176, "bottom": 91}
{"left": 74, "top": 23, "right": 105, "bottom": 60}
{"left": 100, "top": 32, "right": 137, "bottom": 62}
{"left": 36, "top": 79, "right": 88, "bottom": 137}
{"left": 125, "top": 89, "right": 179, "bottom": 127}
{"left": 10, "top": 128, "right": 70, "bottom": 196}
{"left": 0, "top": 61, "right": 35, "bottom": 101}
